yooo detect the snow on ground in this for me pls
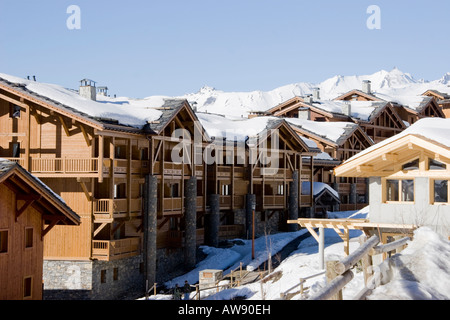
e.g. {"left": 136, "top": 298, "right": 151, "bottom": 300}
{"left": 143, "top": 206, "right": 450, "bottom": 301}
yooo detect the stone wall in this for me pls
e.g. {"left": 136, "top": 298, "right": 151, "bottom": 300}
{"left": 43, "top": 256, "right": 144, "bottom": 300}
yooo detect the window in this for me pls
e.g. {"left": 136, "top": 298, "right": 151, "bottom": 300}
{"left": 12, "top": 143, "right": 20, "bottom": 158}
{"left": 25, "top": 228, "right": 33, "bottom": 248}
{"left": 0, "top": 230, "right": 8, "bottom": 253}
{"left": 385, "top": 179, "right": 414, "bottom": 202}
{"left": 277, "top": 184, "right": 284, "bottom": 195}
{"left": 101, "top": 270, "right": 107, "bottom": 283}
{"left": 221, "top": 184, "right": 231, "bottom": 196}
{"left": 433, "top": 180, "right": 449, "bottom": 204}
{"left": 429, "top": 159, "right": 447, "bottom": 171}
{"left": 386, "top": 180, "right": 399, "bottom": 202}
{"left": 9, "top": 104, "right": 21, "bottom": 118}
{"left": 23, "top": 277, "right": 32, "bottom": 299}
{"left": 402, "top": 159, "right": 419, "bottom": 171}
{"left": 113, "top": 268, "right": 119, "bottom": 281}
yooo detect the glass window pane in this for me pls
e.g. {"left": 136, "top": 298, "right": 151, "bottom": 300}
{"left": 402, "top": 159, "right": 419, "bottom": 171}
{"left": 386, "top": 180, "right": 399, "bottom": 201}
{"left": 429, "top": 159, "right": 447, "bottom": 171}
{"left": 401, "top": 180, "right": 415, "bottom": 202}
{"left": 434, "top": 180, "right": 448, "bottom": 203}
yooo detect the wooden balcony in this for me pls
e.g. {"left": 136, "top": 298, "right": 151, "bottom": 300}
{"left": 93, "top": 198, "right": 142, "bottom": 222}
{"left": 5, "top": 157, "right": 149, "bottom": 178}
{"left": 253, "top": 168, "right": 293, "bottom": 180}
{"left": 162, "top": 196, "right": 204, "bottom": 215}
{"left": 215, "top": 166, "right": 246, "bottom": 179}
{"left": 261, "top": 195, "right": 286, "bottom": 209}
{"left": 102, "top": 159, "right": 149, "bottom": 175}
{"left": 219, "top": 195, "right": 245, "bottom": 209}
{"left": 92, "top": 237, "right": 141, "bottom": 261}
{"left": 153, "top": 161, "right": 204, "bottom": 177}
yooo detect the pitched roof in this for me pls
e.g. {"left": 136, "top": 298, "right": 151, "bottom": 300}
{"left": 0, "top": 159, "right": 80, "bottom": 225}
{"left": 334, "top": 118, "right": 450, "bottom": 178}
{"left": 286, "top": 118, "right": 373, "bottom": 147}
{"left": 196, "top": 113, "right": 320, "bottom": 154}
{"left": 0, "top": 73, "right": 162, "bottom": 132}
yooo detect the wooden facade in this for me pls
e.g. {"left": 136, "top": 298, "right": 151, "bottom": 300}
{"left": 0, "top": 75, "right": 320, "bottom": 277}
{"left": 0, "top": 160, "right": 79, "bottom": 300}
{"left": 288, "top": 121, "right": 374, "bottom": 211}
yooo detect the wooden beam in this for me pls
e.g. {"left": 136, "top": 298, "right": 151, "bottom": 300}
{"left": 93, "top": 223, "right": 108, "bottom": 237}
{"left": 80, "top": 124, "right": 92, "bottom": 147}
{"left": 16, "top": 198, "right": 36, "bottom": 221}
{"left": 59, "top": 115, "right": 71, "bottom": 137}
{"left": 381, "top": 153, "right": 398, "bottom": 162}
{"left": 42, "top": 219, "right": 61, "bottom": 239}
{"left": 77, "top": 178, "right": 92, "bottom": 201}
{"left": 357, "top": 165, "right": 373, "bottom": 173}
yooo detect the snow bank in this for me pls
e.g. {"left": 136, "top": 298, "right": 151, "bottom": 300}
{"left": 368, "top": 227, "right": 450, "bottom": 300}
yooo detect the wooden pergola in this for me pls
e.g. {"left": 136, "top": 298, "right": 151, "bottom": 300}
{"left": 288, "top": 218, "right": 417, "bottom": 269}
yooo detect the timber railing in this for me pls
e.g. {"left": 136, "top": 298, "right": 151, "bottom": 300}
{"left": 92, "top": 237, "right": 141, "bottom": 261}
{"left": 308, "top": 235, "right": 410, "bottom": 300}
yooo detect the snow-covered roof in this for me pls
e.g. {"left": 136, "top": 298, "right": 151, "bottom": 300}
{"left": 301, "top": 181, "right": 339, "bottom": 199}
{"left": 345, "top": 117, "right": 450, "bottom": 163}
{"left": 309, "top": 99, "right": 388, "bottom": 122}
{"left": 286, "top": 118, "right": 361, "bottom": 145}
{"left": 196, "top": 113, "right": 320, "bottom": 153}
{"left": 0, "top": 73, "right": 164, "bottom": 129}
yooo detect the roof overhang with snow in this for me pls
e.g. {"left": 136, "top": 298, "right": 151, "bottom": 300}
{"left": 334, "top": 133, "right": 450, "bottom": 178}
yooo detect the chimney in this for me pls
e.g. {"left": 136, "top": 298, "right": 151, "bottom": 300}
{"left": 312, "top": 87, "right": 320, "bottom": 100}
{"left": 362, "top": 80, "right": 372, "bottom": 94}
{"left": 79, "top": 79, "right": 97, "bottom": 101}
{"left": 342, "top": 101, "right": 352, "bottom": 117}
{"left": 97, "top": 86, "right": 108, "bottom": 97}
{"left": 303, "top": 95, "right": 313, "bottom": 104}
{"left": 298, "top": 107, "right": 311, "bottom": 120}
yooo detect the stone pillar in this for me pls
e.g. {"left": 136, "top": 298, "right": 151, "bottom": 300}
{"left": 205, "top": 194, "right": 220, "bottom": 247}
{"left": 144, "top": 175, "right": 158, "bottom": 289}
{"left": 184, "top": 177, "right": 197, "bottom": 269}
{"left": 288, "top": 171, "right": 299, "bottom": 232}
{"left": 245, "top": 194, "right": 256, "bottom": 240}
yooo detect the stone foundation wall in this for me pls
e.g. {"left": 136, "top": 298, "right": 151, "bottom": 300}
{"left": 43, "top": 256, "right": 144, "bottom": 300}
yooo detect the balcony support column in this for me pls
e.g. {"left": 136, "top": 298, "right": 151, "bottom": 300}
{"left": 205, "top": 194, "right": 220, "bottom": 247}
{"left": 143, "top": 175, "right": 158, "bottom": 287}
{"left": 184, "top": 176, "right": 197, "bottom": 270}
{"left": 288, "top": 171, "right": 299, "bottom": 232}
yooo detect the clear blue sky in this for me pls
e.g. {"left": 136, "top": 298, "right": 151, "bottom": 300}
{"left": 1, "top": 0, "right": 449, "bottom": 98}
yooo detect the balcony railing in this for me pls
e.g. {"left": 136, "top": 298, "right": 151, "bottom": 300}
{"left": 30, "top": 158, "right": 99, "bottom": 173}
{"left": 93, "top": 198, "right": 142, "bottom": 221}
{"left": 162, "top": 196, "right": 204, "bottom": 215}
{"left": 92, "top": 237, "right": 141, "bottom": 261}
{"left": 5, "top": 157, "right": 148, "bottom": 176}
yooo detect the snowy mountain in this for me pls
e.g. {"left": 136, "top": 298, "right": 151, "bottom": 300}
{"left": 159, "top": 68, "right": 450, "bottom": 119}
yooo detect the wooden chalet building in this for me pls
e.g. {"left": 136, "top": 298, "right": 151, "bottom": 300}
{"left": 422, "top": 90, "right": 450, "bottom": 118}
{"left": 0, "top": 159, "right": 80, "bottom": 300}
{"left": 0, "top": 74, "right": 214, "bottom": 299}
{"left": 334, "top": 81, "right": 445, "bottom": 129}
{"left": 196, "top": 113, "right": 320, "bottom": 236}
{"left": 286, "top": 119, "right": 374, "bottom": 212}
